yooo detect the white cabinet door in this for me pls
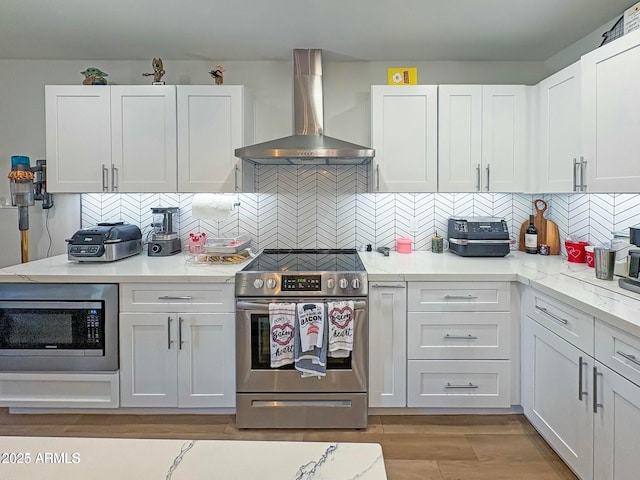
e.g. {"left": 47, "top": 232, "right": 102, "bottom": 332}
{"left": 438, "top": 85, "right": 526, "bottom": 192}
{"left": 593, "top": 362, "right": 640, "bottom": 480}
{"left": 481, "top": 85, "right": 527, "bottom": 192}
{"left": 582, "top": 29, "right": 640, "bottom": 192}
{"left": 111, "top": 86, "right": 177, "bottom": 192}
{"left": 438, "top": 85, "right": 483, "bottom": 192}
{"left": 177, "top": 86, "right": 246, "bottom": 193}
{"left": 368, "top": 282, "right": 407, "bottom": 407}
{"left": 522, "top": 316, "right": 593, "bottom": 480}
{"left": 177, "top": 313, "right": 235, "bottom": 408}
{"left": 371, "top": 85, "right": 438, "bottom": 192}
{"left": 536, "top": 62, "right": 581, "bottom": 192}
{"left": 119, "top": 313, "right": 178, "bottom": 407}
{"left": 45, "top": 86, "right": 111, "bottom": 193}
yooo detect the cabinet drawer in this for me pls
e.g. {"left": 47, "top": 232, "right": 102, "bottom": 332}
{"left": 407, "top": 360, "right": 511, "bottom": 408}
{"left": 408, "top": 282, "right": 510, "bottom": 312}
{"left": 120, "top": 283, "right": 234, "bottom": 313}
{"left": 407, "top": 312, "right": 510, "bottom": 360}
{"left": 595, "top": 319, "right": 640, "bottom": 387}
{"left": 522, "top": 289, "right": 593, "bottom": 355}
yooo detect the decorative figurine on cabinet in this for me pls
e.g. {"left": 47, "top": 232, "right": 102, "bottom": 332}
{"left": 142, "top": 58, "right": 166, "bottom": 84}
{"left": 209, "top": 65, "right": 226, "bottom": 85}
{"left": 81, "top": 67, "right": 108, "bottom": 85}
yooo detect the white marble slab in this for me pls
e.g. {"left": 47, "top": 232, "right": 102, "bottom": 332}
{"left": 0, "top": 436, "right": 386, "bottom": 480}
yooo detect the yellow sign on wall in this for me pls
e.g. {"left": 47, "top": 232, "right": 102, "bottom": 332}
{"left": 387, "top": 68, "right": 417, "bottom": 85}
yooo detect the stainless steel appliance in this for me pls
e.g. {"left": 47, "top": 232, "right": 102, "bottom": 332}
{"left": 67, "top": 222, "right": 142, "bottom": 262}
{"left": 235, "top": 49, "right": 374, "bottom": 165}
{"left": 235, "top": 249, "right": 368, "bottom": 429}
{"left": 447, "top": 217, "right": 511, "bottom": 257}
{"left": 148, "top": 207, "right": 182, "bottom": 256}
{"left": 0, "top": 283, "right": 118, "bottom": 371}
{"left": 618, "top": 226, "right": 640, "bottom": 294}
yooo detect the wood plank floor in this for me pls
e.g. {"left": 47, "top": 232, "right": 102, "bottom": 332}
{"left": 0, "top": 409, "right": 577, "bottom": 479}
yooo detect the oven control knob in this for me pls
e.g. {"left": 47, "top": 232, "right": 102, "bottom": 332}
{"left": 351, "top": 278, "right": 361, "bottom": 289}
{"left": 326, "top": 278, "right": 335, "bottom": 289}
{"left": 266, "top": 278, "right": 277, "bottom": 289}
{"left": 339, "top": 278, "right": 349, "bottom": 289}
{"left": 253, "top": 279, "right": 264, "bottom": 289}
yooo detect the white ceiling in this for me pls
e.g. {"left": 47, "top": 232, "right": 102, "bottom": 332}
{"left": 0, "top": 0, "right": 634, "bottom": 61}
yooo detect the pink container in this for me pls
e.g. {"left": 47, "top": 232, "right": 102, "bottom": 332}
{"left": 584, "top": 245, "right": 595, "bottom": 268}
{"left": 397, "top": 237, "right": 412, "bottom": 254}
{"left": 565, "top": 240, "right": 589, "bottom": 263}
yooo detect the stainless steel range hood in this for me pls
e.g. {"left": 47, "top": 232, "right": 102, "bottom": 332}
{"left": 235, "top": 49, "right": 374, "bottom": 165}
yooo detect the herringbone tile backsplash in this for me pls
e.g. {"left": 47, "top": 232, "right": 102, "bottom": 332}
{"left": 81, "top": 166, "right": 640, "bottom": 254}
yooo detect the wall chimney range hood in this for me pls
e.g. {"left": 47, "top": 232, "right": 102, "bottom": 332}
{"left": 235, "top": 49, "right": 375, "bottom": 165}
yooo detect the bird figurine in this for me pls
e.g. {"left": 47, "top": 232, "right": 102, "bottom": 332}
{"left": 81, "top": 67, "right": 108, "bottom": 85}
{"left": 209, "top": 65, "right": 226, "bottom": 85}
{"left": 142, "top": 58, "right": 166, "bottom": 84}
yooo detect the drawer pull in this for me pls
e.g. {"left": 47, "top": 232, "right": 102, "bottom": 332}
{"left": 444, "top": 334, "right": 478, "bottom": 340}
{"left": 535, "top": 305, "right": 568, "bottom": 325}
{"left": 445, "top": 382, "right": 479, "bottom": 389}
{"left": 370, "top": 283, "right": 405, "bottom": 289}
{"left": 443, "top": 294, "right": 479, "bottom": 300}
{"left": 158, "top": 295, "right": 193, "bottom": 300}
{"left": 616, "top": 350, "right": 640, "bottom": 367}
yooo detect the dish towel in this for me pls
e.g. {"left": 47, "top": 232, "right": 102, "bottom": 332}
{"left": 269, "top": 303, "right": 296, "bottom": 368}
{"left": 327, "top": 301, "right": 355, "bottom": 358}
{"left": 294, "top": 303, "right": 327, "bottom": 378}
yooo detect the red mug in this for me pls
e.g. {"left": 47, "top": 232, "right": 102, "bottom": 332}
{"left": 584, "top": 245, "right": 595, "bottom": 268}
{"left": 565, "top": 240, "right": 590, "bottom": 263}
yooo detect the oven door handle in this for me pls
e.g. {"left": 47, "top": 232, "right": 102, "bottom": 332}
{"left": 236, "top": 300, "right": 367, "bottom": 310}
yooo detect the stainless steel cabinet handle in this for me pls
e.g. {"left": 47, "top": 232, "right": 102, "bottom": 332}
{"left": 158, "top": 295, "right": 193, "bottom": 300}
{"left": 376, "top": 164, "right": 380, "bottom": 191}
{"left": 370, "top": 283, "right": 405, "bottom": 289}
{"left": 445, "top": 382, "right": 479, "bottom": 389}
{"left": 444, "top": 294, "right": 478, "bottom": 300}
{"left": 578, "top": 356, "right": 588, "bottom": 401}
{"left": 167, "top": 316, "right": 173, "bottom": 349}
{"left": 476, "top": 164, "right": 481, "bottom": 191}
{"left": 593, "top": 366, "right": 603, "bottom": 413}
{"left": 573, "top": 158, "right": 579, "bottom": 192}
{"left": 616, "top": 350, "right": 640, "bottom": 367}
{"left": 234, "top": 164, "right": 239, "bottom": 191}
{"left": 580, "top": 156, "right": 587, "bottom": 192}
{"left": 111, "top": 165, "right": 118, "bottom": 191}
{"left": 444, "top": 334, "right": 478, "bottom": 340}
{"left": 102, "top": 164, "right": 109, "bottom": 191}
{"left": 178, "top": 316, "right": 184, "bottom": 350}
{"left": 485, "top": 164, "right": 490, "bottom": 191}
{"left": 535, "top": 305, "right": 568, "bottom": 325}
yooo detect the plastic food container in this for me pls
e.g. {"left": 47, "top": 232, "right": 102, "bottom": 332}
{"left": 565, "top": 240, "right": 590, "bottom": 263}
{"left": 397, "top": 237, "right": 412, "bottom": 254}
{"left": 204, "top": 233, "right": 251, "bottom": 254}
{"left": 584, "top": 245, "right": 595, "bottom": 268}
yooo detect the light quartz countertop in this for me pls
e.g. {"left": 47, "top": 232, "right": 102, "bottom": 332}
{"left": 2, "top": 250, "right": 640, "bottom": 337}
{"left": 0, "top": 436, "right": 386, "bottom": 480}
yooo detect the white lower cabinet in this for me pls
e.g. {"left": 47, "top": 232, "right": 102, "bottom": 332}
{"left": 368, "top": 282, "right": 407, "bottom": 407}
{"left": 119, "top": 283, "right": 235, "bottom": 409}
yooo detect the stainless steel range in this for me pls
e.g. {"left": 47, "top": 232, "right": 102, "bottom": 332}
{"left": 235, "top": 249, "right": 368, "bottom": 429}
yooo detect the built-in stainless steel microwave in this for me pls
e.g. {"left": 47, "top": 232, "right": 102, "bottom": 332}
{"left": 0, "top": 284, "right": 118, "bottom": 371}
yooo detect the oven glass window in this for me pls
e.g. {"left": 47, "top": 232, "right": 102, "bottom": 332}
{"left": 250, "top": 313, "right": 351, "bottom": 370}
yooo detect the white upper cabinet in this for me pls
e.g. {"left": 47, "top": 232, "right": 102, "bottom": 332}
{"left": 371, "top": 85, "right": 438, "bottom": 192}
{"left": 177, "top": 85, "right": 251, "bottom": 193}
{"left": 438, "top": 85, "right": 527, "bottom": 192}
{"left": 111, "top": 86, "right": 177, "bottom": 193}
{"left": 582, "top": 29, "right": 640, "bottom": 192}
{"left": 45, "top": 86, "right": 112, "bottom": 193}
{"left": 535, "top": 62, "right": 582, "bottom": 193}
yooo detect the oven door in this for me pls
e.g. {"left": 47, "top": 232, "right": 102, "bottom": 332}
{"left": 236, "top": 298, "right": 368, "bottom": 393}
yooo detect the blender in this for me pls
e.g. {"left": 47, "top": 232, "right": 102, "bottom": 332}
{"left": 148, "top": 207, "right": 182, "bottom": 256}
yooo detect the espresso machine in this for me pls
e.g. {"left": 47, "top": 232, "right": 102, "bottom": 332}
{"left": 618, "top": 226, "right": 640, "bottom": 294}
{"left": 148, "top": 207, "right": 182, "bottom": 256}
{"left": 7, "top": 156, "right": 54, "bottom": 263}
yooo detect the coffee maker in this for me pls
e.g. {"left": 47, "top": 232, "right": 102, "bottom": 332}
{"left": 618, "top": 226, "right": 640, "bottom": 294}
{"left": 148, "top": 207, "right": 182, "bottom": 256}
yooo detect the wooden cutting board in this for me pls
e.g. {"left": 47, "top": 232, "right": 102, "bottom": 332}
{"left": 518, "top": 199, "right": 560, "bottom": 255}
